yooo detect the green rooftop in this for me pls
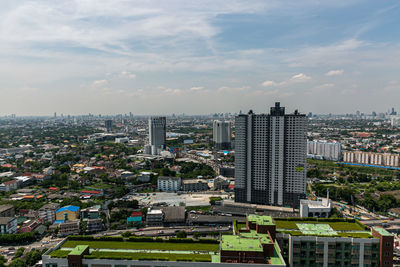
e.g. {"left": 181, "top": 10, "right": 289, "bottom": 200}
{"left": 373, "top": 227, "right": 392, "bottom": 237}
{"left": 68, "top": 245, "right": 89, "bottom": 256}
{"left": 240, "top": 230, "right": 272, "bottom": 244}
{"left": 221, "top": 235, "right": 264, "bottom": 252}
{"left": 297, "top": 223, "right": 337, "bottom": 236}
{"left": 248, "top": 214, "right": 274, "bottom": 226}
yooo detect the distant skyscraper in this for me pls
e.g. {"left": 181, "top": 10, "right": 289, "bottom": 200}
{"left": 54, "top": 112, "right": 57, "bottom": 118}
{"left": 234, "top": 102, "right": 307, "bottom": 207}
{"left": 105, "top": 120, "right": 113, "bottom": 133}
{"left": 213, "top": 120, "right": 231, "bottom": 150}
{"left": 148, "top": 117, "right": 166, "bottom": 155}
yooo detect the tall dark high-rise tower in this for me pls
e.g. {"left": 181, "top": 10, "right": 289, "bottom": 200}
{"left": 234, "top": 102, "right": 307, "bottom": 207}
{"left": 105, "top": 120, "right": 113, "bottom": 133}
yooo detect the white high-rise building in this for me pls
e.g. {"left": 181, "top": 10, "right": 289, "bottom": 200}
{"left": 148, "top": 117, "right": 166, "bottom": 155}
{"left": 391, "top": 116, "right": 400, "bottom": 127}
{"left": 307, "top": 141, "right": 341, "bottom": 161}
{"left": 234, "top": 102, "right": 307, "bottom": 207}
{"left": 213, "top": 120, "right": 231, "bottom": 150}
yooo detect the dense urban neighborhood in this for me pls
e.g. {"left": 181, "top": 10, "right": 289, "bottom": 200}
{"left": 0, "top": 107, "right": 399, "bottom": 266}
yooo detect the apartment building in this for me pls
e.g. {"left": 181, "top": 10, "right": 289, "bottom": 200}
{"left": 235, "top": 102, "right": 307, "bottom": 207}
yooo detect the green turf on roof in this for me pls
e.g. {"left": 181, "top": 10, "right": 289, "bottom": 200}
{"left": 373, "top": 227, "right": 392, "bottom": 237}
{"left": 248, "top": 214, "right": 274, "bottom": 226}
{"left": 69, "top": 245, "right": 89, "bottom": 256}
{"left": 221, "top": 235, "right": 263, "bottom": 252}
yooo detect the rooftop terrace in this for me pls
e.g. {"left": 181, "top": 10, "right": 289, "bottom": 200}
{"left": 274, "top": 218, "right": 374, "bottom": 238}
{"left": 68, "top": 245, "right": 89, "bottom": 256}
{"left": 248, "top": 214, "right": 274, "bottom": 226}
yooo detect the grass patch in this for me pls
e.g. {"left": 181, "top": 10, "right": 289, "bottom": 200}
{"left": 85, "top": 251, "right": 211, "bottom": 262}
{"left": 49, "top": 250, "right": 71, "bottom": 258}
{"left": 278, "top": 230, "right": 374, "bottom": 239}
{"left": 62, "top": 240, "right": 219, "bottom": 252}
{"left": 274, "top": 219, "right": 366, "bottom": 231}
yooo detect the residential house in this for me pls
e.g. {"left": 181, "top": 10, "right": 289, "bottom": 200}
{"left": 0, "top": 204, "right": 15, "bottom": 217}
{"left": 0, "top": 180, "right": 18, "bottom": 191}
{"left": 0, "top": 217, "right": 17, "bottom": 234}
{"left": 39, "top": 203, "right": 60, "bottom": 223}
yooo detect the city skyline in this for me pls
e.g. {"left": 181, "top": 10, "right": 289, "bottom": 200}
{"left": 1, "top": 1, "right": 400, "bottom": 115}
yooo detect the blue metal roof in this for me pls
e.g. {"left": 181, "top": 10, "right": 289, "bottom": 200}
{"left": 53, "top": 220, "right": 65, "bottom": 224}
{"left": 56, "top": 205, "right": 80, "bottom": 213}
{"left": 127, "top": 216, "right": 142, "bottom": 222}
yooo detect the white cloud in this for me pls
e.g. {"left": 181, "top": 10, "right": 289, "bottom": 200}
{"left": 190, "top": 86, "right": 204, "bottom": 91}
{"left": 289, "top": 73, "right": 311, "bottom": 82}
{"left": 164, "top": 88, "right": 182, "bottom": 95}
{"left": 217, "top": 86, "right": 249, "bottom": 93}
{"left": 261, "top": 80, "right": 277, "bottom": 87}
{"left": 120, "top": 71, "right": 136, "bottom": 79}
{"left": 325, "top": 69, "right": 344, "bottom": 76}
{"left": 91, "top": 79, "right": 108, "bottom": 87}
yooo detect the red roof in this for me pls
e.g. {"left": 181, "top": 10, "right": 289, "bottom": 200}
{"left": 49, "top": 187, "right": 59, "bottom": 190}
{"left": 81, "top": 190, "right": 101, "bottom": 194}
{"left": 1, "top": 164, "right": 16, "bottom": 168}
{"left": 3, "top": 180, "right": 17, "bottom": 185}
{"left": 228, "top": 184, "right": 235, "bottom": 189}
{"left": 131, "top": 211, "right": 143, "bottom": 217}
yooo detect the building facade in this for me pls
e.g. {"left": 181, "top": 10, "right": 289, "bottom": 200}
{"left": 105, "top": 120, "right": 113, "bottom": 132}
{"left": 213, "top": 120, "right": 231, "bottom": 150}
{"left": 235, "top": 103, "right": 307, "bottom": 207}
{"left": 343, "top": 151, "right": 399, "bottom": 168}
{"left": 56, "top": 205, "right": 80, "bottom": 221}
{"left": 157, "top": 176, "right": 181, "bottom": 191}
{"left": 0, "top": 217, "right": 17, "bottom": 234}
{"left": 39, "top": 203, "right": 60, "bottom": 223}
{"left": 307, "top": 141, "right": 341, "bottom": 161}
{"left": 0, "top": 204, "right": 15, "bottom": 217}
{"left": 182, "top": 179, "right": 209, "bottom": 192}
{"left": 148, "top": 116, "right": 166, "bottom": 155}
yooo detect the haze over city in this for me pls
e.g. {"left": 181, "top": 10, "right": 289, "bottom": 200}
{"left": 1, "top": 0, "right": 400, "bottom": 115}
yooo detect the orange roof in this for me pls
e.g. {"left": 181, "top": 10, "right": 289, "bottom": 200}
{"left": 23, "top": 195, "right": 35, "bottom": 199}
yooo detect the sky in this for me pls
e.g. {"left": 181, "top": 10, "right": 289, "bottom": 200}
{"left": 1, "top": 0, "right": 400, "bottom": 116}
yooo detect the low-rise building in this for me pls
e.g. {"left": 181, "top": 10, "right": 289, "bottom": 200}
{"left": 182, "top": 179, "right": 208, "bottom": 192}
{"left": 146, "top": 208, "right": 163, "bottom": 226}
{"left": 86, "top": 218, "right": 103, "bottom": 232}
{"left": 300, "top": 198, "right": 332, "bottom": 218}
{"left": 80, "top": 205, "right": 101, "bottom": 220}
{"left": 19, "top": 219, "right": 40, "bottom": 233}
{"left": 127, "top": 211, "right": 143, "bottom": 225}
{"left": 157, "top": 176, "right": 181, "bottom": 191}
{"left": 0, "top": 180, "right": 18, "bottom": 191}
{"left": 56, "top": 205, "right": 80, "bottom": 221}
{"left": 39, "top": 203, "right": 60, "bottom": 223}
{"left": 161, "top": 206, "right": 186, "bottom": 225}
{"left": 0, "top": 217, "right": 17, "bottom": 234}
{"left": 0, "top": 204, "right": 15, "bottom": 217}
{"left": 58, "top": 221, "right": 80, "bottom": 236}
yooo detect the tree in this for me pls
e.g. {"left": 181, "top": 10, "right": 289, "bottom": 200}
{"left": 8, "top": 258, "right": 26, "bottom": 267}
{"left": 25, "top": 250, "right": 42, "bottom": 266}
{"left": 121, "top": 231, "right": 132, "bottom": 238}
{"left": 176, "top": 230, "right": 187, "bottom": 238}
{"left": 193, "top": 232, "right": 201, "bottom": 239}
{"left": 13, "top": 247, "right": 25, "bottom": 259}
{"left": 0, "top": 255, "right": 7, "bottom": 267}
